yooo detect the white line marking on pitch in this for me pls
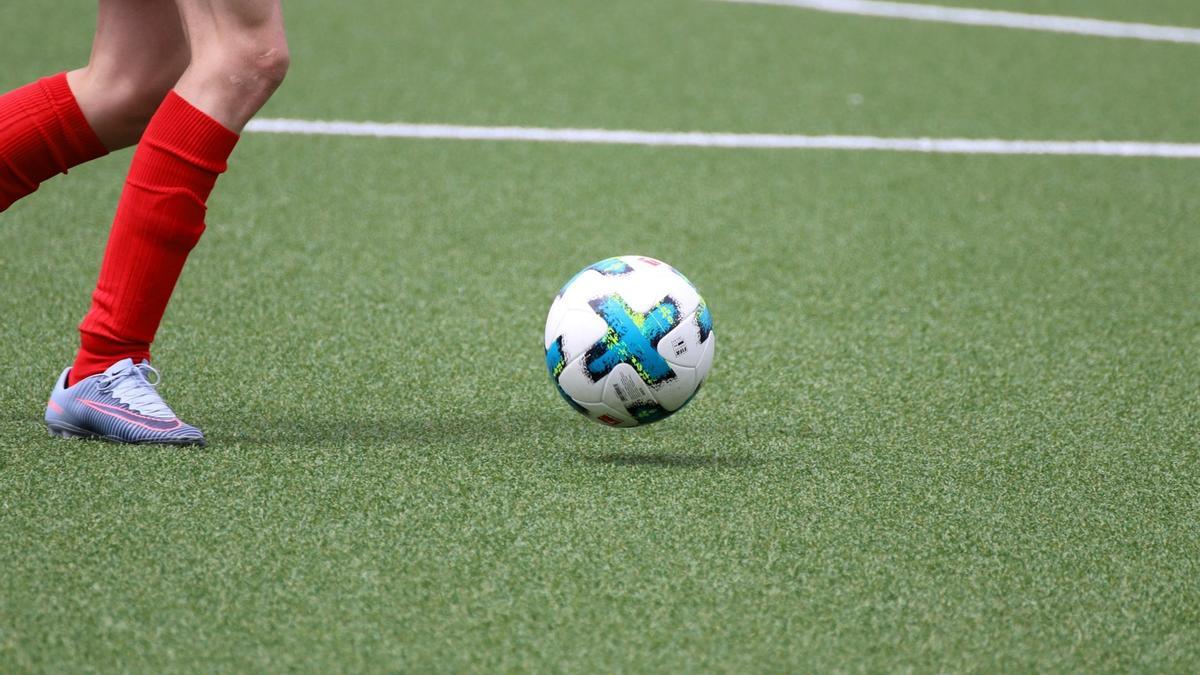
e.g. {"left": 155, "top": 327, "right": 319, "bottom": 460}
{"left": 716, "top": 0, "right": 1200, "bottom": 44}
{"left": 245, "top": 118, "right": 1200, "bottom": 159}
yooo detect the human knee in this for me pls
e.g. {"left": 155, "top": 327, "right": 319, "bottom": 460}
{"left": 194, "top": 34, "right": 290, "bottom": 105}
{"left": 235, "top": 38, "right": 290, "bottom": 94}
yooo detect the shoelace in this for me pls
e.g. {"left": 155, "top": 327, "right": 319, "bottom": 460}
{"left": 99, "top": 363, "right": 174, "bottom": 418}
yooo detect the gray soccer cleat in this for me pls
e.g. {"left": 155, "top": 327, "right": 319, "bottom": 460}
{"left": 45, "top": 358, "right": 206, "bottom": 446}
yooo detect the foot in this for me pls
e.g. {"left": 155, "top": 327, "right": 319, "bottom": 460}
{"left": 45, "top": 358, "right": 206, "bottom": 446}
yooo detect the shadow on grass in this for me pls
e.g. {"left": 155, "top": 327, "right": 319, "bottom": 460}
{"left": 588, "top": 452, "right": 761, "bottom": 469}
{"left": 219, "top": 413, "right": 519, "bottom": 447}
{"left": 219, "top": 416, "right": 776, "bottom": 468}
{"left": 208, "top": 402, "right": 802, "bottom": 457}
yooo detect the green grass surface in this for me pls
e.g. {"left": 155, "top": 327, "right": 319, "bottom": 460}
{"left": 2, "top": 0, "right": 1199, "bottom": 672}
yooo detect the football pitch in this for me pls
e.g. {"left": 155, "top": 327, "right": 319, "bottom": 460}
{"left": 2, "top": 0, "right": 1199, "bottom": 671}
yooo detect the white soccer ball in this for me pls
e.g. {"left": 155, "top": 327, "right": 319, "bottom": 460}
{"left": 544, "top": 255, "right": 715, "bottom": 428}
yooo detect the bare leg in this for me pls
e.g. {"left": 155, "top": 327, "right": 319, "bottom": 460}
{"left": 172, "top": 0, "right": 289, "bottom": 131}
{"left": 68, "top": 0, "right": 190, "bottom": 150}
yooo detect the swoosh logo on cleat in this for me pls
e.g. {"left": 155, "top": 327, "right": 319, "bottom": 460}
{"left": 79, "top": 399, "right": 183, "bottom": 432}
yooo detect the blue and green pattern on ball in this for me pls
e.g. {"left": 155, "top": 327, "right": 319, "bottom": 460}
{"left": 584, "top": 294, "right": 682, "bottom": 386}
{"left": 556, "top": 257, "right": 635, "bottom": 297}
{"left": 626, "top": 400, "right": 673, "bottom": 425}
{"left": 545, "top": 336, "right": 588, "bottom": 415}
{"left": 696, "top": 299, "right": 713, "bottom": 342}
{"left": 545, "top": 335, "right": 568, "bottom": 380}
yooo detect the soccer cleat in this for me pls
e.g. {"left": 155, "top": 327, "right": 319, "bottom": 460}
{"left": 45, "top": 358, "right": 205, "bottom": 446}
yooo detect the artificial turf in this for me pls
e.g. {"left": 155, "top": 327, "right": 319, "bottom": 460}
{"left": 2, "top": 0, "right": 1199, "bottom": 671}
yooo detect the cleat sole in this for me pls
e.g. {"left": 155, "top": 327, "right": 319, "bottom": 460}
{"left": 47, "top": 422, "right": 205, "bottom": 447}
{"left": 46, "top": 421, "right": 99, "bottom": 440}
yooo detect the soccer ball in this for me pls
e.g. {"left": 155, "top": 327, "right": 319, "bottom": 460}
{"left": 544, "top": 255, "right": 715, "bottom": 427}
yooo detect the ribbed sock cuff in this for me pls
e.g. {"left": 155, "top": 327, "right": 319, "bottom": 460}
{"left": 144, "top": 91, "right": 240, "bottom": 175}
{"left": 0, "top": 72, "right": 108, "bottom": 211}
{"left": 39, "top": 73, "right": 109, "bottom": 160}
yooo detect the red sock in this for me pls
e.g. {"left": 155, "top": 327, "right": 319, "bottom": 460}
{"left": 0, "top": 73, "right": 108, "bottom": 212}
{"left": 70, "top": 91, "right": 238, "bottom": 385}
